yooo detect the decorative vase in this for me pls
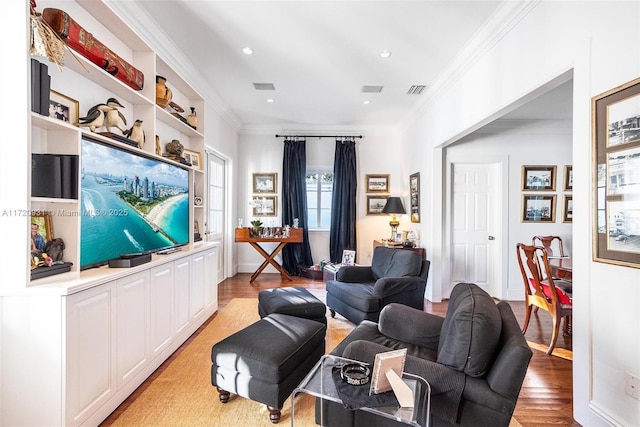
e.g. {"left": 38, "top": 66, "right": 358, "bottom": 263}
{"left": 251, "top": 226, "right": 261, "bottom": 238}
{"left": 187, "top": 107, "right": 197, "bottom": 129}
{"left": 155, "top": 75, "right": 172, "bottom": 108}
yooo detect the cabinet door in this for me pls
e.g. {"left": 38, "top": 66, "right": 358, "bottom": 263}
{"left": 65, "top": 283, "right": 116, "bottom": 426}
{"left": 204, "top": 246, "right": 218, "bottom": 310}
{"left": 190, "top": 253, "right": 206, "bottom": 319}
{"left": 174, "top": 257, "right": 191, "bottom": 335}
{"left": 150, "top": 263, "right": 174, "bottom": 357}
{"left": 116, "top": 271, "right": 149, "bottom": 388}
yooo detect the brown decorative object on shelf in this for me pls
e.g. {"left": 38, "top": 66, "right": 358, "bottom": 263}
{"left": 155, "top": 75, "right": 172, "bottom": 108}
{"left": 187, "top": 107, "right": 198, "bottom": 129}
{"left": 42, "top": 8, "right": 144, "bottom": 90}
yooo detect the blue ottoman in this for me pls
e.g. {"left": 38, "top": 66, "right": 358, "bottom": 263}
{"left": 211, "top": 313, "right": 326, "bottom": 423}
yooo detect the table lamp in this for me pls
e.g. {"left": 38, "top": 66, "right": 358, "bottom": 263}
{"left": 382, "top": 197, "right": 406, "bottom": 241}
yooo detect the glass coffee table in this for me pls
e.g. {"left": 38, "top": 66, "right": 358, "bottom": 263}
{"left": 291, "top": 354, "right": 431, "bottom": 426}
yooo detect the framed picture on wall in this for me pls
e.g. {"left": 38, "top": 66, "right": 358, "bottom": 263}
{"left": 592, "top": 76, "right": 640, "bottom": 267}
{"left": 253, "top": 173, "right": 277, "bottom": 193}
{"left": 563, "top": 165, "right": 573, "bottom": 191}
{"left": 366, "top": 174, "right": 390, "bottom": 193}
{"left": 521, "top": 165, "right": 557, "bottom": 191}
{"left": 252, "top": 195, "right": 277, "bottom": 216}
{"left": 563, "top": 195, "right": 573, "bottom": 223}
{"left": 521, "top": 195, "right": 556, "bottom": 223}
{"left": 410, "top": 172, "right": 420, "bottom": 223}
{"left": 366, "top": 195, "right": 389, "bottom": 215}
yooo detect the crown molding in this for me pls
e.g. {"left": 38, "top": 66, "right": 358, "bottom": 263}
{"left": 104, "top": 0, "right": 243, "bottom": 132}
{"left": 401, "top": 0, "right": 541, "bottom": 131}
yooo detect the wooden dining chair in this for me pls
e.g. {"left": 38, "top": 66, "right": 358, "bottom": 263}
{"left": 532, "top": 235, "right": 565, "bottom": 257}
{"left": 516, "top": 243, "right": 573, "bottom": 355}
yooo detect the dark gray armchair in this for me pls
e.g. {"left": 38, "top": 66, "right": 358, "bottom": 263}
{"left": 318, "top": 282, "right": 533, "bottom": 427}
{"left": 326, "top": 247, "right": 430, "bottom": 324}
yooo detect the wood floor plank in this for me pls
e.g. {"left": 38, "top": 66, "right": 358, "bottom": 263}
{"left": 101, "top": 273, "right": 581, "bottom": 426}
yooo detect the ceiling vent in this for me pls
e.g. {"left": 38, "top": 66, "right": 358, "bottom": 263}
{"left": 407, "top": 85, "right": 427, "bottom": 95}
{"left": 253, "top": 83, "right": 275, "bottom": 90}
{"left": 361, "top": 85, "right": 383, "bottom": 93}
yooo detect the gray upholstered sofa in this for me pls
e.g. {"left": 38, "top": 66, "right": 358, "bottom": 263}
{"left": 326, "top": 247, "right": 430, "bottom": 324}
{"left": 317, "top": 282, "right": 532, "bottom": 427}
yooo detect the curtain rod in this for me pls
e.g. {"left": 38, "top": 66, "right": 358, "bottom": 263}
{"left": 275, "top": 134, "right": 363, "bottom": 139}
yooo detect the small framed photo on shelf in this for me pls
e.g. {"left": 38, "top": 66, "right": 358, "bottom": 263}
{"left": 522, "top": 194, "right": 556, "bottom": 223}
{"left": 30, "top": 212, "right": 53, "bottom": 253}
{"left": 563, "top": 195, "right": 573, "bottom": 223}
{"left": 49, "top": 90, "right": 79, "bottom": 124}
{"left": 183, "top": 148, "right": 202, "bottom": 170}
{"left": 366, "top": 195, "right": 389, "bottom": 215}
{"left": 366, "top": 174, "right": 390, "bottom": 193}
{"left": 410, "top": 172, "right": 420, "bottom": 223}
{"left": 341, "top": 250, "right": 356, "bottom": 265}
{"left": 252, "top": 195, "right": 277, "bottom": 216}
{"left": 521, "top": 165, "right": 556, "bottom": 191}
{"left": 253, "top": 173, "right": 277, "bottom": 193}
{"left": 563, "top": 165, "right": 573, "bottom": 191}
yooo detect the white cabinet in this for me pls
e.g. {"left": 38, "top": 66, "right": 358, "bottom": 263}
{"left": 150, "top": 263, "right": 174, "bottom": 357}
{"left": 174, "top": 257, "right": 191, "bottom": 336}
{"left": 205, "top": 245, "right": 219, "bottom": 310}
{"left": 116, "top": 271, "right": 150, "bottom": 389}
{"left": 65, "top": 283, "right": 116, "bottom": 426}
{"left": 191, "top": 252, "right": 206, "bottom": 320}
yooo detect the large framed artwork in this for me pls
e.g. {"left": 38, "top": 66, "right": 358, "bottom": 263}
{"left": 410, "top": 172, "right": 420, "bottom": 223}
{"left": 521, "top": 165, "right": 556, "bottom": 191}
{"left": 592, "top": 76, "right": 640, "bottom": 267}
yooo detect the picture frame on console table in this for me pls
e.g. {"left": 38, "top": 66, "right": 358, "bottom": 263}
{"left": 592, "top": 76, "right": 640, "bottom": 268}
{"left": 49, "top": 90, "right": 78, "bottom": 124}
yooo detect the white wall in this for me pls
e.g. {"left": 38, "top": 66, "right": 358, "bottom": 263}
{"left": 402, "top": 1, "right": 640, "bottom": 425}
{"left": 236, "top": 130, "right": 412, "bottom": 272}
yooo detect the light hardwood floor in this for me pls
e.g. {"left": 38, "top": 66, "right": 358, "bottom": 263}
{"left": 102, "top": 273, "right": 580, "bottom": 426}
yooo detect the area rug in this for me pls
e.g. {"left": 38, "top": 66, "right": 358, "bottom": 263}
{"left": 106, "top": 298, "right": 522, "bottom": 426}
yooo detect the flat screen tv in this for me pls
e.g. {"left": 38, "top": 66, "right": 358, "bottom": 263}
{"left": 80, "top": 137, "right": 190, "bottom": 270}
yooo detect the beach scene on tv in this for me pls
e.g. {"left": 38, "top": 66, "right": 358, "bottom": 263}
{"left": 80, "top": 139, "right": 189, "bottom": 268}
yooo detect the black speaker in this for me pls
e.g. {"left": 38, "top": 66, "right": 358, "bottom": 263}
{"left": 32, "top": 154, "right": 79, "bottom": 199}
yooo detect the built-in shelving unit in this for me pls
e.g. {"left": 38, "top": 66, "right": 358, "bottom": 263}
{"left": 0, "top": 2, "right": 219, "bottom": 426}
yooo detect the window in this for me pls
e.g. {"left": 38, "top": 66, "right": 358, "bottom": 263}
{"left": 306, "top": 169, "right": 333, "bottom": 229}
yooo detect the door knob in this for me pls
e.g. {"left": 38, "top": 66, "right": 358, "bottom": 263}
{"left": 488, "top": 236, "right": 495, "bottom": 240}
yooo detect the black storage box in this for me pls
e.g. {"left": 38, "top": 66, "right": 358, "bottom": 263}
{"left": 31, "top": 262, "right": 73, "bottom": 280}
{"left": 108, "top": 253, "right": 152, "bottom": 268}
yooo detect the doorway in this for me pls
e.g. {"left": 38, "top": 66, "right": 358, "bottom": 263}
{"left": 447, "top": 161, "right": 504, "bottom": 298}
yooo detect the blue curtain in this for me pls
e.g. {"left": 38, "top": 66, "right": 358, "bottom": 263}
{"left": 282, "top": 138, "right": 313, "bottom": 274}
{"left": 330, "top": 138, "right": 357, "bottom": 262}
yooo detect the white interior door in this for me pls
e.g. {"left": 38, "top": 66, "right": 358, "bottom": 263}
{"left": 450, "top": 162, "right": 501, "bottom": 297}
{"left": 206, "top": 151, "right": 225, "bottom": 283}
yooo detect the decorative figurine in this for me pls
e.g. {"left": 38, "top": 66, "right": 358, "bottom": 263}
{"left": 77, "top": 103, "right": 114, "bottom": 132}
{"left": 155, "top": 75, "right": 172, "bottom": 108}
{"left": 102, "top": 97, "right": 127, "bottom": 133}
{"left": 123, "top": 119, "right": 145, "bottom": 149}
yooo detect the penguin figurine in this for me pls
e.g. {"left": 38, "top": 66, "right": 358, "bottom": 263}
{"left": 123, "top": 119, "right": 145, "bottom": 148}
{"left": 77, "top": 103, "right": 114, "bottom": 132}
{"left": 102, "top": 98, "right": 127, "bottom": 133}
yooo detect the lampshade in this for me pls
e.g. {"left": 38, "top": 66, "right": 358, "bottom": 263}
{"left": 382, "top": 197, "right": 406, "bottom": 215}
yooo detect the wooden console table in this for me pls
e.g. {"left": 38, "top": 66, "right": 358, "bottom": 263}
{"left": 235, "top": 228, "right": 304, "bottom": 283}
{"left": 373, "top": 240, "right": 426, "bottom": 259}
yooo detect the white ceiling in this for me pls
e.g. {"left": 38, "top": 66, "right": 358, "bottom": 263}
{"left": 132, "top": 1, "right": 571, "bottom": 132}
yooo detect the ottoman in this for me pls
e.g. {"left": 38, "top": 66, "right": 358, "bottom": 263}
{"left": 258, "top": 286, "right": 327, "bottom": 324}
{"left": 211, "top": 313, "right": 326, "bottom": 423}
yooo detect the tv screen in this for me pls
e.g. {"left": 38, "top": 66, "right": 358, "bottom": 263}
{"left": 80, "top": 137, "right": 190, "bottom": 269}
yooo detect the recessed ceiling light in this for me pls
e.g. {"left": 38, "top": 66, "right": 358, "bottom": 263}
{"left": 266, "top": 98, "right": 275, "bottom": 103}
{"left": 242, "top": 47, "right": 253, "bottom": 55}
{"left": 363, "top": 100, "right": 371, "bottom": 105}
{"left": 379, "top": 50, "right": 392, "bottom": 59}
